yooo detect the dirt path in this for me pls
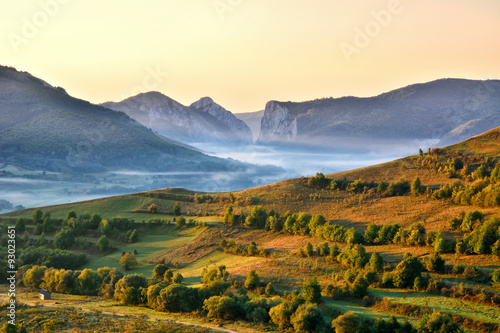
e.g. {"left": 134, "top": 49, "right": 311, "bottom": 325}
{"left": 23, "top": 302, "right": 238, "bottom": 333}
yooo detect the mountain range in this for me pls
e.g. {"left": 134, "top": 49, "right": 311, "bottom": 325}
{"left": 258, "top": 78, "right": 500, "bottom": 149}
{"left": 0, "top": 65, "right": 255, "bottom": 175}
{"left": 102, "top": 93, "right": 252, "bottom": 145}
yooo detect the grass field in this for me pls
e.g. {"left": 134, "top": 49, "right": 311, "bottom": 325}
{"left": 84, "top": 225, "right": 207, "bottom": 276}
{"left": 370, "top": 289, "right": 500, "bottom": 324}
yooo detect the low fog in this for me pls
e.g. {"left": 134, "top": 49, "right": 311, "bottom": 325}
{"left": 0, "top": 141, "right": 430, "bottom": 211}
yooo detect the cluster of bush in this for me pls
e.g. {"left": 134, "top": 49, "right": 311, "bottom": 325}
{"left": 448, "top": 211, "right": 500, "bottom": 256}
{"left": 304, "top": 172, "right": 413, "bottom": 198}
{"left": 219, "top": 239, "right": 269, "bottom": 257}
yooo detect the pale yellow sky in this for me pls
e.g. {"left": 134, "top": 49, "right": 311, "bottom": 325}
{"left": 1, "top": 0, "right": 499, "bottom": 112}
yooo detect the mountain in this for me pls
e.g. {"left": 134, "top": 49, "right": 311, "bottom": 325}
{"left": 0, "top": 65, "right": 251, "bottom": 173}
{"left": 258, "top": 79, "right": 500, "bottom": 149}
{"left": 234, "top": 110, "right": 264, "bottom": 141}
{"left": 101, "top": 93, "right": 252, "bottom": 145}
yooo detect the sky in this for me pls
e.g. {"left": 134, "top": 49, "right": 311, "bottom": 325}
{"left": 1, "top": 0, "right": 499, "bottom": 113}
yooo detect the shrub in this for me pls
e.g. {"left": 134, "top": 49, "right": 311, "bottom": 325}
{"left": 301, "top": 276, "right": 322, "bottom": 304}
{"left": 291, "top": 304, "right": 324, "bottom": 333}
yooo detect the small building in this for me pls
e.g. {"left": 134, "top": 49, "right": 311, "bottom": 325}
{"left": 39, "top": 289, "right": 51, "bottom": 300}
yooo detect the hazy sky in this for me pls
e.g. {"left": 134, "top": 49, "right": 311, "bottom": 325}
{"left": 1, "top": 0, "right": 499, "bottom": 112}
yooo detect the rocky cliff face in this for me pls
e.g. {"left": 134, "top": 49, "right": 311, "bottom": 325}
{"left": 102, "top": 93, "right": 252, "bottom": 145}
{"left": 258, "top": 79, "right": 500, "bottom": 149}
{"left": 259, "top": 101, "right": 297, "bottom": 142}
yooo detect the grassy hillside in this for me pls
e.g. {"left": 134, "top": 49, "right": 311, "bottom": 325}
{"left": 3, "top": 128, "right": 500, "bottom": 332}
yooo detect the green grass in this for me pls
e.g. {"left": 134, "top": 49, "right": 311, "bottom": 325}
{"left": 178, "top": 250, "right": 265, "bottom": 286}
{"left": 322, "top": 297, "right": 417, "bottom": 325}
{"left": 370, "top": 289, "right": 500, "bottom": 324}
{"left": 83, "top": 225, "right": 207, "bottom": 276}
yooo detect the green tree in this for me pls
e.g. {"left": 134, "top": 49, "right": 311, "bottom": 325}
{"left": 99, "top": 219, "right": 112, "bottom": 236}
{"left": 265, "top": 282, "right": 275, "bottom": 295}
{"left": 78, "top": 268, "right": 101, "bottom": 295}
{"left": 96, "top": 235, "right": 110, "bottom": 252}
{"left": 203, "top": 296, "right": 241, "bottom": 320}
{"left": 89, "top": 213, "right": 102, "bottom": 229}
{"left": 426, "top": 252, "right": 446, "bottom": 273}
{"left": 148, "top": 203, "right": 158, "bottom": 214}
{"left": 15, "top": 218, "right": 26, "bottom": 233}
{"left": 350, "top": 274, "right": 368, "bottom": 298}
{"left": 153, "top": 264, "right": 169, "bottom": 280}
{"left": 65, "top": 210, "right": 77, "bottom": 222}
{"left": 32, "top": 208, "right": 43, "bottom": 224}
{"left": 291, "top": 304, "right": 324, "bottom": 333}
{"left": 269, "top": 301, "right": 294, "bottom": 329}
{"left": 305, "top": 242, "right": 314, "bottom": 257}
{"left": 172, "top": 272, "right": 184, "bottom": 284}
{"left": 129, "top": 229, "right": 139, "bottom": 243}
{"left": 120, "top": 253, "right": 139, "bottom": 271}
{"left": 23, "top": 265, "right": 47, "bottom": 290}
{"left": 53, "top": 228, "right": 75, "bottom": 250}
{"left": 223, "top": 206, "right": 234, "bottom": 225}
{"left": 244, "top": 269, "right": 259, "bottom": 289}
{"left": 411, "top": 177, "right": 422, "bottom": 195}
{"left": 301, "top": 276, "right": 322, "bottom": 304}
{"left": 416, "top": 312, "right": 462, "bottom": 333}
{"left": 42, "top": 216, "right": 54, "bottom": 233}
{"left": 114, "top": 274, "right": 147, "bottom": 305}
{"left": 164, "top": 269, "right": 174, "bottom": 282}
{"left": 175, "top": 216, "right": 186, "bottom": 228}
{"left": 331, "top": 311, "right": 359, "bottom": 333}
{"left": 369, "top": 252, "right": 384, "bottom": 272}
{"left": 393, "top": 253, "right": 424, "bottom": 288}
{"left": 492, "top": 268, "right": 500, "bottom": 285}
{"left": 173, "top": 202, "right": 181, "bottom": 216}
{"left": 245, "top": 205, "right": 268, "bottom": 228}
{"left": 318, "top": 242, "right": 330, "bottom": 256}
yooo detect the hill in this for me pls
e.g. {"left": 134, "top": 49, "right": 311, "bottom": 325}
{"left": 102, "top": 93, "right": 253, "bottom": 145}
{"left": 0, "top": 65, "right": 271, "bottom": 178}
{"left": 3, "top": 123, "right": 500, "bottom": 333}
{"left": 258, "top": 78, "right": 500, "bottom": 149}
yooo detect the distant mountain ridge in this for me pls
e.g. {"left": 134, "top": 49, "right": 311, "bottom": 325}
{"left": 258, "top": 78, "right": 500, "bottom": 149}
{"left": 102, "top": 93, "right": 252, "bottom": 145}
{"left": 0, "top": 65, "right": 253, "bottom": 174}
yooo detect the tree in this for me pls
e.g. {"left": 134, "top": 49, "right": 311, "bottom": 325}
{"left": 393, "top": 253, "right": 424, "bottom": 288}
{"left": 15, "top": 218, "right": 26, "bottom": 233}
{"left": 245, "top": 206, "right": 267, "bottom": 228}
{"left": 148, "top": 203, "right": 158, "bottom": 214}
{"left": 32, "top": 208, "right": 43, "bottom": 224}
{"left": 173, "top": 202, "right": 181, "bottom": 216}
{"left": 411, "top": 177, "right": 422, "bottom": 195}
{"left": 172, "top": 272, "right": 184, "bottom": 284}
{"left": 157, "top": 284, "right": 200, "bottom": 312}
{"left": 42, "top": 217, "right": 54, "bottom": 233}
{"left": 96, "top": 235, "right": 110, "bottom": 252}
{"left": 203, "top": 296, "right": 241, "bottom": 320}
{"left": 426, "top": 252, "right": 446, "bottom": 273}
{"left": 350, "top": 275, "right": 368, "bottom": 298}
{"left": 54, "top": 228, "right": 75, "bottom": 250}
{"left": 331, "top": 312, "right": 359, "bottom": 333}
{"left": 99, "top": 219, "right": 112, "bottom": 236}
{"left": 244, "top": 269, "right": 259, "bottom": 289}
{"left": 23, "top": 265, "right": 47, "bottom": 290}
{"left": 492, "top": 268, "right": 500, "bottom": 285}
{"left": 318, "top": 242, "right": 330, "bottom": 256}
{"left": 419, "top": 148, "right": 424, "bottom": 157}
{"left": 265, "top": 282, "right": 275, "bottom": 295}
{"left": 78, "top": 268, "right": 101, "bottom": 295}
{"left": 369, "top": 252, "right": 384, "bottom": 272}
{"left": 305, "top": 242, "right": 314, "bottom": 257}
{"left": 164, "top": 269, "right": 174, "bottom": 282}
{"left": 291, "top": 304, "right": 324, "bottom": 333}
{"left": 120, "top": 253, "right": 139, "bottom": 271}
{"left": 153, "top": 264, "right": 169, "bottom": 280}
{"left": 175, "top": 216, "right": 186, "bottom": 228}
{"left": 129, "top": 229, "right": 139, "bottom": 243}
{"left": 270, "top": 301, "right": 294, "bottom": 329}
{"left": 223, "top": 206, "right": 234, "bottom": 225}
{"left": 301, "top": 276, "right": 322, "bottom": 304}
{"left": 89, "top": 213, "right": 102, "bottom": 229}
{"left": 114, "top": 274, "right": 147, "bottom": 305}
{"left": 65, "top": 210, "right": 77, "bottom": 222}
